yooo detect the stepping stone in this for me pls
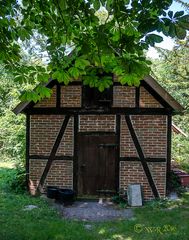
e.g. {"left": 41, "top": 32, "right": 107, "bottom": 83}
{"left": 23, "top": 205, "right": 38, "bottom": 211}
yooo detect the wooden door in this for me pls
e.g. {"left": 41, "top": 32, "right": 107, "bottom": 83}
{"left": 77, "top": 134, "right": 117, "bottom": 196}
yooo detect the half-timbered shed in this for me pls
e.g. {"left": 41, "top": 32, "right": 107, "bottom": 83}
{"left": 13, "top": 75, "right": 183, "bottom": 200}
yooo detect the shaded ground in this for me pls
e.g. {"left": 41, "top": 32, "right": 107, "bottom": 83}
{"left": 52, "top": 200, "right": 134, "bottom": 222}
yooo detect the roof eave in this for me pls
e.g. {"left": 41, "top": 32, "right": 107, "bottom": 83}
{"left": 143, "top": 75, "right": 184, "bottom": 112}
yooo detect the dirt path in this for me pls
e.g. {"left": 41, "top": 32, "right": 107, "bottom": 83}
{"left": 53, "top": 200, "right": 134, "bottom": 222}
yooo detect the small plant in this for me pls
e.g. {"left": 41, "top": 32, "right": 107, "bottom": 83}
{"left": 111, "top": 192, "right": 128, "bottom": 208}
{"left": 145, "top": 198, "right": 171, "bottom": 209}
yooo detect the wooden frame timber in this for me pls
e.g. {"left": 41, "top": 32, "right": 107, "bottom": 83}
{"left": 116, "top": 115, "right": 121, "bottom": 191}
{"left": 125, "top": 115, "right": 160, "bottom": 198}
{"left": 73, "top": 115, "right": 79, "bottom": 194}
{"left": 166, "top": 114, "right": 172, "bottom": 192}
{"left": 120, "top": 157, "right": 166, "bottom": 162}
{"left": 56, "top": 84, "right": 61, "bottom": 108}
{"left": 26, "top": 114, "right": 30, "bottom": 190}
{"left": 135, "top": 87, "right": 140, "bottom": 108}
{"left": 24, "top": 107, "right": 172, "bottom": 115}
{"left": 37, "top": 115, "right": 70, "bottom": 192}
{"left": 29, "top": 155, "right": 73, "bottom": 160}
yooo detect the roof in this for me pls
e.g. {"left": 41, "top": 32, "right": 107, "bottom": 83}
{"left": 143, "top": 76, "right": 184, "bottom": 112}
{"left": 13, "top": 78, "right": 55, "bottom": 115}
{"left": 13, "top": 75, "right": 184, "bottom": 115}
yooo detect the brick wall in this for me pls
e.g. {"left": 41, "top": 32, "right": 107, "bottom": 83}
{"left": 113, "top": 86, "right": 135, "bottom": 107}
{"left": 140, "top": 87, "right": 163, "bottom": 108}
{"left": 120, "top": 161, "right": 166, "bottom": 199}
{"left": 30, "top": 115, "right": 74, "bottom": 156}
{"left": 29, "top": 159, "right": 73, "bottom": 194}
{"left": 57, "top": 117, "right": 74, "bottom": 156}
{"left": 120, "top": 115, "right": 167, "bottom": 158}
{"left": 34, "top": 86, "right": 57, "bottom": 108}
{"left": 61, "top": 86, "right": 81, "bottom": 107}
{"left": 79, "top": 115, "right": 116, "bottom": 132}
{"left": 132, "top": 115, "right": 167, "bottom": 158}
{"left": 120, "top": 115, "right": 138, "bottom": 157}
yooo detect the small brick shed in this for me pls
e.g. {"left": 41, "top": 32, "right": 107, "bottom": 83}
{"left": 13, "top": 75, "right": 183, "bottom": 200}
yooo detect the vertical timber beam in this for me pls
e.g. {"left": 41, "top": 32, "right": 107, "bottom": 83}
{"left": 37, "top": 115, "right": 70, "bottom": 193}
{"left": 166, "top": 115, "right": 172, "bottom": 191}
{"left": 56, "top": 84, "right": 61, "bottom": 108}
{"left": 116, "top": 114, "right": 120, "bottom": 192}
{"left": 135, "top": 87, "right": 140, "bottom": 108}
{"left": 125, "top": 115, "right": 160, "bottom": 198}
{"left": 26, "top": 114, "right": 30, "bottom": 191}
{"left": 73, "top": 115, "right": 79, "bottom": 195}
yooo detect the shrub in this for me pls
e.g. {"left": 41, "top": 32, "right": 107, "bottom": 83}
{"left": 6, "top": 164, "right": 27, "bottom": 194}
{"left": 167, "top": 170, "right": 186, "bottom": 196}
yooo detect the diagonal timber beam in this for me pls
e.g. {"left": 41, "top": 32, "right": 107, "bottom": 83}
{"left": 125, "top": 115, "right": 160, "bottom": 198}
{"left": 37, "top": 115, "right": 70, "bottom": 193}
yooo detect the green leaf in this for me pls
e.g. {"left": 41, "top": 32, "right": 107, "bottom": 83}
{"left": 98, "top": 84, "right": 105, "bottom": 92}
{"left": 52, "top": 70, "right": 70, "bottom": 84}
{"left": 178, "top": 15, "right": 189, "bottom": 30}
{"left": 36, "top": 86, "right": 52, "bottom": 98}
{"left": 75, "top": 59, "right": 90, "bottom": 70}
{"left": 124, "top": 0, "right": 130, "bottom": 4}
{"left": 179, "top": 15, "right": 189, "bottom": 23}
{"left": 36, "top": 72, "right": 50, "bottom": 82}
{"left": 68, "top": 67, "right": 80, "bottom": 79}
{"left": 174, "top": 11, "right": 184, "bottom": 18}
{"left": 83, "top": 75, "right": 99, "bottom": 86}
{"left": 59, "top": 0, "right": 67, "bottom": 11}
{"left": 20, "top": 91, "right": 39, "bottom": 103}
{"left": 119, "top": 73, "right": 140, "bottom": 86}
{"left": 168, "top": 23, "right": 176, "bottom": 38}
{"left": 175, "top": 25, "right": 186, "bottom": 39}
{"left": 168, "top": 11, "right": 173, "bottom": 19}
{"left": 112, "top": 31, "right": 120, "bottom": 42}
{"left": 113, "top": 66, "right": 124, "bottom": 75}
{"left": 145, "top": 34, "right": 163, "bottom": 46}
{"left": 93, "top": 1, "right": 100, "bottom": 10}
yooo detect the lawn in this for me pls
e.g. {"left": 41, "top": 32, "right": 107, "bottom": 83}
{"left": 0, "top": 162, "right": 189, "bottom": 240}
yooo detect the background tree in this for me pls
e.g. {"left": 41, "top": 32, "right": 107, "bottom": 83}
{"left": 0, "top": 65, "right": 25, "bottom": 163}
{"left": 151, "top": 37, "right": 189, "bottom": 170}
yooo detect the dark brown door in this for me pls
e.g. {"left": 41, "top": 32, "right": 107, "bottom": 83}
{"left": 77, "top": 134, "right": 117, "bottom": 196}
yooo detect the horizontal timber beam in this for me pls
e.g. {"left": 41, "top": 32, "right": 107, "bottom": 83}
{"left": 120, "top": 157, "right": 166, "bottom": 162}
{"left": 29, "top": 155, "right": 73, "bottom": 160}
{"left": 25, "top": 107, "right": 172, "bottom": 115}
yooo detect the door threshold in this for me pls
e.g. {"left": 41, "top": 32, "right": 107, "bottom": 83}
{"left": 77, "top": 196, "right": 99, "bottom": 201}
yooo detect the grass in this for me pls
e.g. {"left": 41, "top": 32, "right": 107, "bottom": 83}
{"left": 0, "top": 162, "right": 189, "bottom": 240}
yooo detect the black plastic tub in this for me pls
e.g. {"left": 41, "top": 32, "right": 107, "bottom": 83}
{"left": 46, "top": 186, "right": 59, "bottom": 199}
{"left": 58, "top": 189, "right": 75, "bottom": 204}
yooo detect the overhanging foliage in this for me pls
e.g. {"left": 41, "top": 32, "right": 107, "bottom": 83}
{"left": 1, "top": 0, "right": 189, "bottom": 101}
